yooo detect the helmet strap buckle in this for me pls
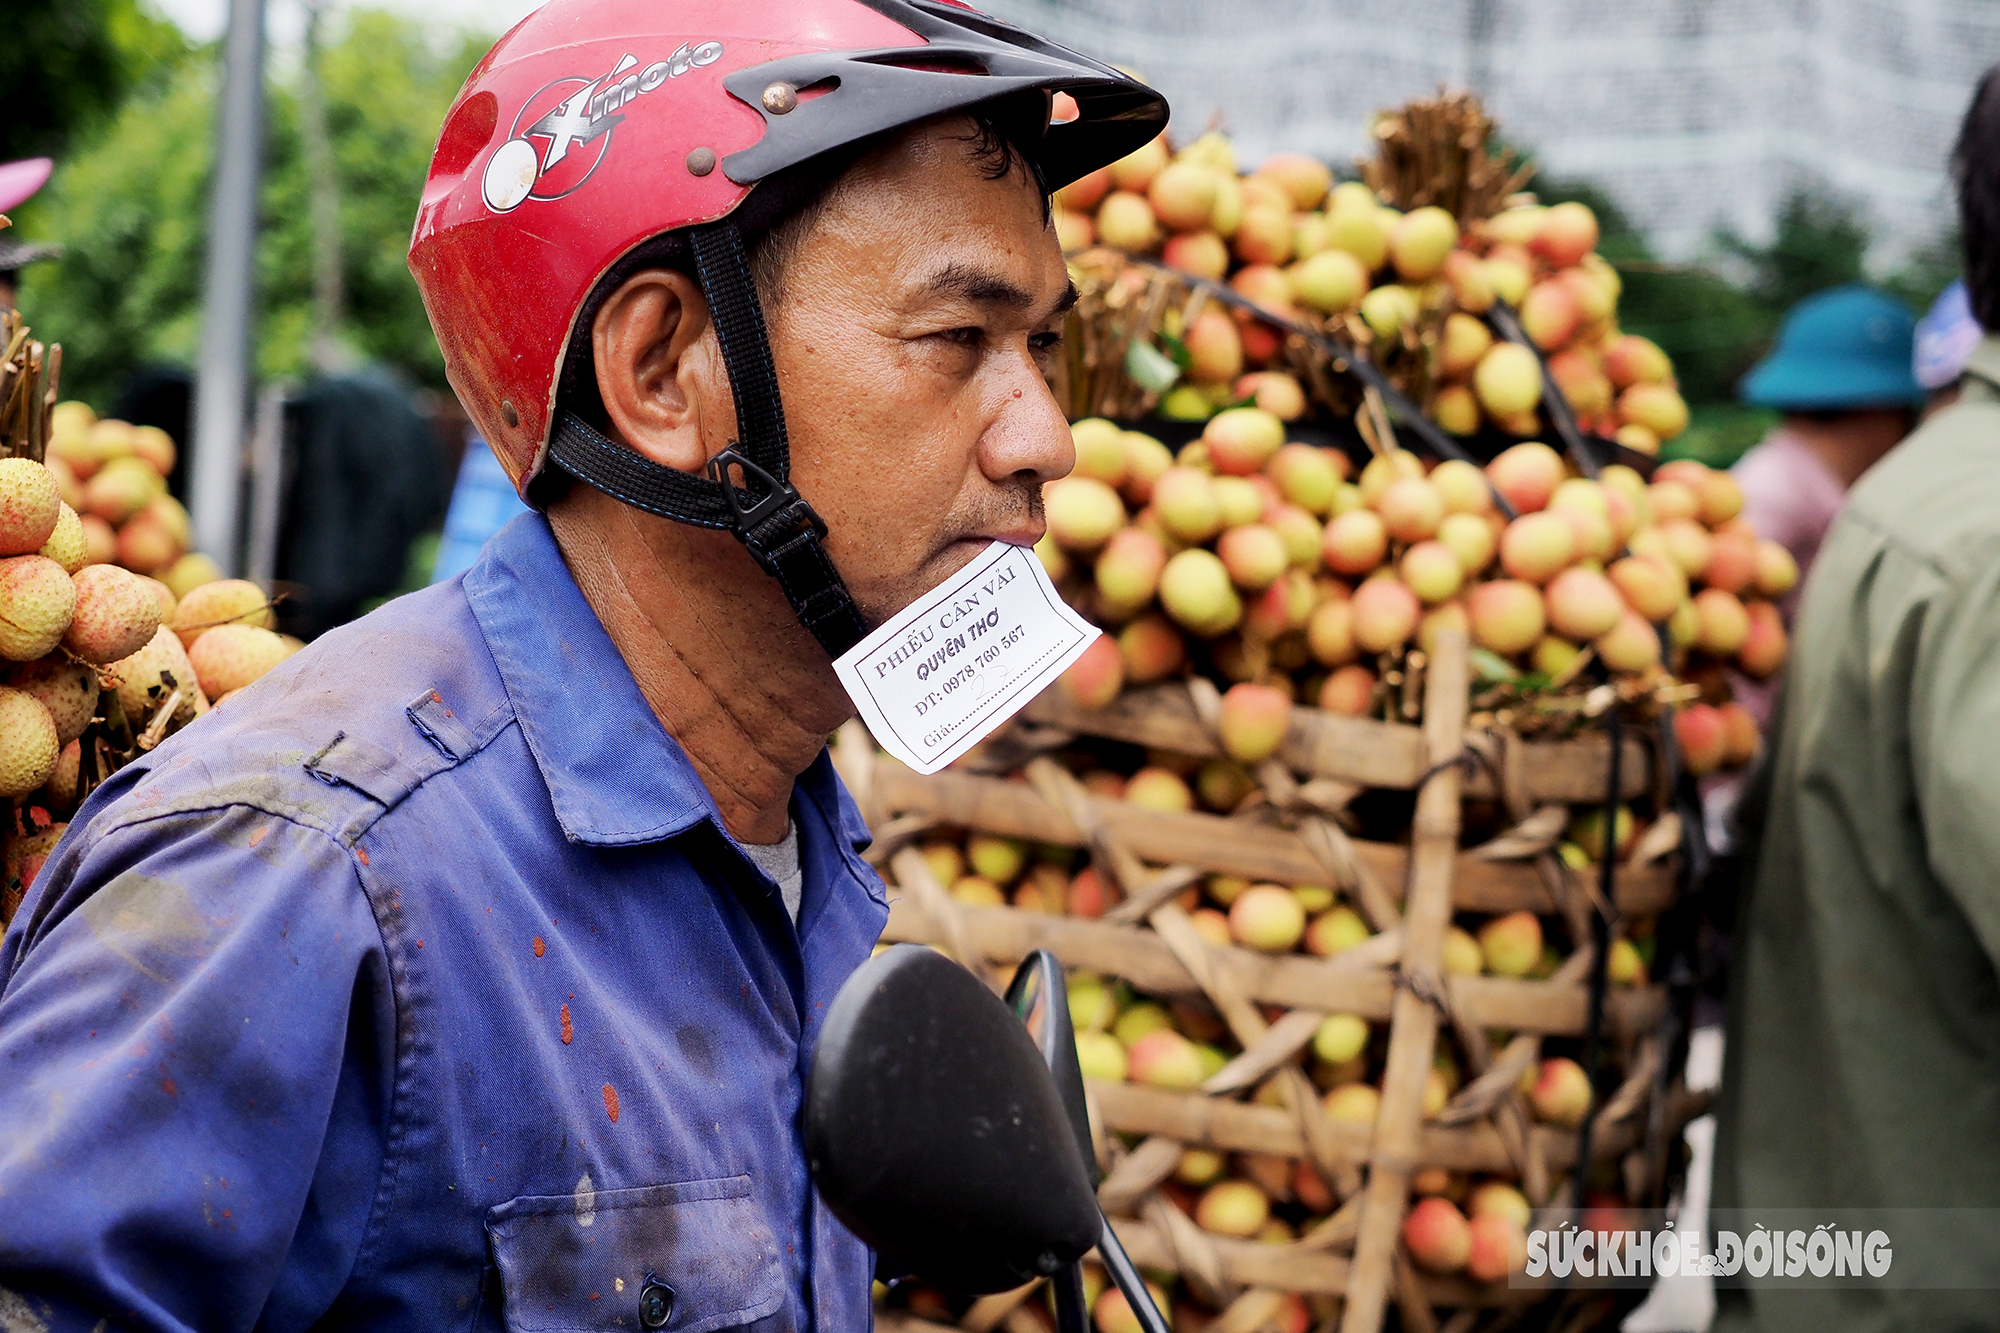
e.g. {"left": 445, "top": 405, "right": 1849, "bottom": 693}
{"left": 707, "top": 444, "right": 831, "bottom": 572}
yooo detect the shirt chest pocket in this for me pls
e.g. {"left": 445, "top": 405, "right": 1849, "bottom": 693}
{"left": 486, "top": 1175, "right": 787, "bottom": 1333}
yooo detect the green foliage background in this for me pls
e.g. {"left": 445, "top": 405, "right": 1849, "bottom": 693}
{"left": 0, "top": 0, "right": 187, "bottom": 161}
{"left": 14, "top": 10, "right": 489, "bottom": 409}
{"left": 1534, "top": 177, "right": 1959, "bottom": 466}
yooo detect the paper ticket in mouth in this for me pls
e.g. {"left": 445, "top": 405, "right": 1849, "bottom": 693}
{"left": 833, "top": 540, "right": 1100, "bottom": 775}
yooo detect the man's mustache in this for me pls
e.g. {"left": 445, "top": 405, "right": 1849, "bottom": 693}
{"left": 934, "top": 480, "right": 1045, "bottom": 548}
{"left": 846, "top": 481, "right": 1047, "bottom": 635}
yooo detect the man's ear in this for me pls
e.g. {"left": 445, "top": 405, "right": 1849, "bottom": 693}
{"left": 592, "top": 268, "right": 726, "bottom": 474}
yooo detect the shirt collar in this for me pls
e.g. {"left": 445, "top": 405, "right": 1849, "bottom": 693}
{"left": 1962, "top": 334, "right": 2000, "bottom": 394}
{"left": 460, "top": 513, "right": 726, "bottom": 846}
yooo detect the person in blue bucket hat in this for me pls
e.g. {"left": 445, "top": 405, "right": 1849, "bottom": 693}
{"left": 1740, "top": 283, "right": 1927, "bottom": 410}
{"left": 1728, "top": 285, "right": 1923, "bottom": 637}
{"left": 1714, "top": 288, "right": 1926, "bottom": 854}
{"left": 1714, "top": 65, "right": 2000, "bottom": 1332}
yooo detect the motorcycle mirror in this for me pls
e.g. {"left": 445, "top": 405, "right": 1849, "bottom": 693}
{"left": 1001, "top": 953, "right": 1175, "bottom": 1333}
{"left": 807, "top": 945, "right": 1103, "bottom": 1294}
{"left": 1004, "top": 948, "right": 1099, "bottom": 1188}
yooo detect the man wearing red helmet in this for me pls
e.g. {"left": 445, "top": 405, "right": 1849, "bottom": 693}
{"left": 0, "top": 2, "right": 1164, "bottom": 1327}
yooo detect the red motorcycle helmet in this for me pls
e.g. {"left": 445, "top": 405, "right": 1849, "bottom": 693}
{"left": 410, "top": 0, "right": 1166, "bottom": 655}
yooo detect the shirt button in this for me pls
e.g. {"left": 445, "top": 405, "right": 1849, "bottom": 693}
{"left": 639, "top": 1279, "right": 676, "bottom": 1330}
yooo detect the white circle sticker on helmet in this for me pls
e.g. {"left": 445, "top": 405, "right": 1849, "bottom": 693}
{"left": 483, "top": 138, "right": 543, "bottom": 213}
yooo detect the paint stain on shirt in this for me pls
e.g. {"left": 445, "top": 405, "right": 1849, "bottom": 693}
{"left": 532, "top": 936, "right": 545, "bottom": 957}
{"left": 559, "top": 1004, "right": 572, "bottom": 1045}
{"left": 81, "top": 872, "right": 212, "bottom": 982}
{"left": 601, "top": 1084, "right": 619, "bottom": 1123}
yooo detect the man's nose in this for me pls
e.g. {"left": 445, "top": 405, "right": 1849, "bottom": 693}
{"left": 978, "top": 350, "right": 1075, "bottom": 486}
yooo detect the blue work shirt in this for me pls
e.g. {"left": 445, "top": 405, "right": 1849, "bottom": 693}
{"left": 0, "top": 513, "right": 890, "bottom": 1332}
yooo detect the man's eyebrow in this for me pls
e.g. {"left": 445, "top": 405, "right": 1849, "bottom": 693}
{"left": 916, "top": 261, "right": 1075, "bottom": 322}
{"left": 1049, "top": 281, "right": 1080, "bottom": 321}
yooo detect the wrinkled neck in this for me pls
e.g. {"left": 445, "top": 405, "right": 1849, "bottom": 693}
{"left": 546, "top": 485, "right": 852, "bottom": 843}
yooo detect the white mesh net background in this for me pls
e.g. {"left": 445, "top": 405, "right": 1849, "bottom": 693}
{"left": 987, "top": 0, "right": 2000, "bottom": 263}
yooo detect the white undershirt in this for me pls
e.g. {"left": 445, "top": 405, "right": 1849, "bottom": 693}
{"left": 739, "top": 823, "right": 803, "bottom": 924}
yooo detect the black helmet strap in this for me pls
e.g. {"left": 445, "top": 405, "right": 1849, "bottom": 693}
{"left": 547, "top": 220, "right": 869, "bottom": 659}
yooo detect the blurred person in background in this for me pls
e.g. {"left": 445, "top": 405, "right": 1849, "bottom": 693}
{"left": 1729, "top": 285, "right": 1922, "bottom": 626}
{"left": 1717, "top": 285, "right": 1924, "bottom": 787}
{"left": 0, "top": 157, "right": 60, "bottom": 314}
{"left": 272, "top": 368, "right": 451, "bottom": 639}
{"left": 429, "top": 430, "right": 530, "bottom": 583}
{"left": 1914, "top": 276, "right": 1983, "bottom": 416}
{"left": 1712, "top": 65, "right": 2000, "bottom": 1331}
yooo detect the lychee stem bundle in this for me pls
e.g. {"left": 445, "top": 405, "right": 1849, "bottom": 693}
{"left": 0, "top": 310, "right": 58, "bottom": 463}
{"left": 1362, "top": 89, "right": 1534, "bottom": 224}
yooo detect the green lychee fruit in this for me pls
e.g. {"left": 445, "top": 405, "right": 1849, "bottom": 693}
{"left": 4, "top": 654, "right": 98, "bottom": 744}
{"left": 0, "top": 686, "right": 59, "bottom": 797}
{"left": 109, "top": 624, "right": 208, "bottom": 728}
{"left": 189, "top": 623, "right": 291, "bottom": 699}
{"left": 172, "top": 578, "right": 273, "bottom": 648}
{"left": 64, "top": 564, "right": 162, "bottom": 665}
{"left": 38, "top": 503, "right": 86, "bottom": 573}
{"left": 0, "top": 555, "right": 78, "bottom": 661}
{"left": 0, "top": 458, "right": 63, "bottom": 556}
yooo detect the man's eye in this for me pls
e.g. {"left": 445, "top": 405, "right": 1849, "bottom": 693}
{"left": 1030, "top": 330, "right": 1064, "bottom": 353}
{"left": 938, "top": 327, "right": 982, "bottom": 347}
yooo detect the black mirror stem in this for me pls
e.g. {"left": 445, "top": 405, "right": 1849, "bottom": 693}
{"left": 1002, "top": 952, "right": 1172, "bottom": 1333}
{"left": 1052, "top": 1262, "right": 1089, "bottom": 1333}
{"left": 1095, "top": 1203, "right": 1172, "bottom": 1333}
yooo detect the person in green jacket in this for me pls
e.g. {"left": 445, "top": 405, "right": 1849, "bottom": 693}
{"left": 1712, "top": 65, "right": 2000, "bottom": 1328}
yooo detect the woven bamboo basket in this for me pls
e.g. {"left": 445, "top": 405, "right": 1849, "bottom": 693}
{"left": 837, "top": 631, "right": 1707, "bottom": 1333}
{"left": 838, "top": 85, "right": 1732, "bottom": 1333}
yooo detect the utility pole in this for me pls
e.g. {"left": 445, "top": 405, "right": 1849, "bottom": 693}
{"left": 189, "top": 0, "right": 267, "bottom": 575}
{"left": 300, "top": 0, "right": 348, "bottom": 372}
